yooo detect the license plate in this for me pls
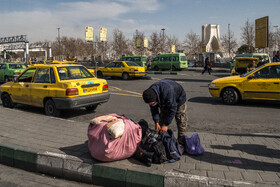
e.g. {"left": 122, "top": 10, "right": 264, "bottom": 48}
{"left": 83, "top": 87, "right": 98, "bottom": 93}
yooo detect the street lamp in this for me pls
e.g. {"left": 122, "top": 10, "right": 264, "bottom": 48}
{"left": 228, "top": 24, "right": 231, "bottom": 58}
{"left": 57, "top": 28, "right": 61, "bottom": 60}
{"left": 161, "top": 28, "right": 165, "bottom": 53}
{"left": 273, "top": 25, "right": 279, "bottom": 52}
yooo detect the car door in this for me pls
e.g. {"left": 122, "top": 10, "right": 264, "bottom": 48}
{"left": 114, "top": 62, "right": 125, "bottom": 77}
{"left": 30, "top": 67, "right": 55, "bottom": 107}
{"left": 10, "top": 68, "right": 36, "bottom": 105}
{"left": 243, "top": 65, "right": 280, "bottom": 100}
{"left": 104, "top": 62, "right": 116, "bottom": 77}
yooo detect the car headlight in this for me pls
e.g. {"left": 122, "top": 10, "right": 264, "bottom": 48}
{"left": 209, "top": 82, "right": 216, "bottom": 87}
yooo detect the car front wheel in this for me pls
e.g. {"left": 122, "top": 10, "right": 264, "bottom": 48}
{"left": 221, "top": 88, "right": 239, "bottom": 105}
{"left": 1, "top": 93, "right": 14, "bottom": 108}
{"left": 44, "top": 99, "right": 61, "bottom": 117}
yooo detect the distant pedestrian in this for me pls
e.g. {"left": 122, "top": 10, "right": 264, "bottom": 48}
{"left": 146, "top": 57, "right": 152, "bottom": 70}
{"left": 273, "top": 51, "right": 280, "bottom": 62}
{"left": 202, "top": 57, "right": 211, "bottom": 75}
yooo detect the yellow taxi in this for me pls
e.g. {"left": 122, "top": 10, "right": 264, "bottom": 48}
{"left": 209, "top": 62, "right": 280, "bottom": 105}
{"left": 231, "top": 57, "right": 259, "bottom": 75}
{"left": 0, "top": 64, "right": 110, "bottom": 116}
{"left": 97, "top": 61, "right": 147, "bottom": 80}
{"left": 49, "top": 60, "right": 95, "bottom": 75}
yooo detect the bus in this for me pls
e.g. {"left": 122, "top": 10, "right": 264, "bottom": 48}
{"left": 151, "top": 53, "right": 188, "bottom": 71}
{"left": 120, "top": 55, "right": 147, "bottom": 67}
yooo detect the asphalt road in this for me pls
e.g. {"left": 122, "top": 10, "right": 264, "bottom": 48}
{"left": 0, "top": 164, "right": 94, "bottom": 187}
{"left": 1, "top": 70, "right": 279, "bottom": 134}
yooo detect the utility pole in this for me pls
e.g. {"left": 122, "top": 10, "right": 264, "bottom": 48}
{"left": 57, "top": 28, "right": 61, "bottom": 60}
{"left": 228, "top": 24, "right": 231, "bottom": 58}
{"left": 161, "top": 28, "right": 165, "bottom": 53}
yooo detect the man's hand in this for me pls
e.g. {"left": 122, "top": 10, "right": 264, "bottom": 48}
{"left": 161, "top": 125, "right": 168, "bottom": 132}
{"left": 155, "top": 123, "right": 161, "bottom": 130}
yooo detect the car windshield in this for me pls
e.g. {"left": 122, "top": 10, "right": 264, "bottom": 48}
{"left": 126, "top": 61, "right": 140, "bottom": 66}
{"left": 9, "top": 64, "right": 27, "bottom": 69}
{"left": 180, "top": 56, "right": 187, "bottom": 61}
{"left": 57, "top": 66, "right": 93, "bottom": 80}
{"left": 240, "top": 65, "right": 264, "bottom": 77}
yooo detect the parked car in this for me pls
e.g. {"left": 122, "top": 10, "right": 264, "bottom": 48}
{"left": 0, "top": 62, "right": 27, "bottom": 82}
{"left": 0, "top": 64, "right": 110, "bottom": 116}
{"left": 48, "top": 60, "right": 95, "bottom": 75}
{"left": 97, "top": 61, "right": 147, "bottom": 80}
{"left": 231, "top": 57, "right": 259, "bottom": 75}
{"left": 209, "top": 62, "right": 280, "bottom": 105}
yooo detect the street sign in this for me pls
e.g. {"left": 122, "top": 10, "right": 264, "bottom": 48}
{"left": 255, "top": 16, "right": 269, "bottom": 48}
{"left": 144, "top": 37, "right": 148, "bottom": 48}
{"left": 85, "top": 26, "right": 94, "bottom": 41}
{"left": 171, "top": 45, "right": 175, "bottom": 53}
{"left": 100, "top": 27, "right": 107, "bottom": 41}
{"left": 136, "top": 37, "right": 141, "bottom": 48}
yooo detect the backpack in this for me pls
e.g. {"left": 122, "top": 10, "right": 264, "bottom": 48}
{"left": 184, "top": 133, "right": 205, "bottom": 155}
{"left": 135, "top": 125, "right": 167, "bottom": 166}
{"left": 161, "top": 129, "right": 181, "bottom": 162}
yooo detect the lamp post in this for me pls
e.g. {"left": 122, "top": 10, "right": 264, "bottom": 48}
{"left": 273, "top": 25, "right": 279, "bottom": 52}
{"left": 57, "top": 28, "right": 61, "bottom": 60}
{"left": 161, "top": 28, "right": 165, "bottom": 53}
{"left": 228, "top": 24, "right": 231, "bottom": 58}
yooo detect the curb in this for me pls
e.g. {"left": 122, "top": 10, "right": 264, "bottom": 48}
{"left": 0, "top": 142, "right": 261, "bottom": 187}
{"left": 148, "top": 71, "right": 178, "bottom": 75}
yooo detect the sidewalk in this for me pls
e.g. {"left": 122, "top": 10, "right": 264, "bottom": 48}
{"left": 147, "top": 67, "right": 230, "bottom": 74}
{"left": 0, "top": 107, "right": 279, "bottom": 186}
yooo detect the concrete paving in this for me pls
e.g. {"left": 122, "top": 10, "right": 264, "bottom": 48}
{"left": 0, "top": 106, "right": 279, "bottom": 186}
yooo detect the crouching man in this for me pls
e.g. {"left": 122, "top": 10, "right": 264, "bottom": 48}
{"left": 142, "top": 79, "right": 187, "bottom": 145}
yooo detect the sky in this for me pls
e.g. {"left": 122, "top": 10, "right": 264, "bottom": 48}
{"left": 0, "top": 0, "right": 279, "bottom": 44}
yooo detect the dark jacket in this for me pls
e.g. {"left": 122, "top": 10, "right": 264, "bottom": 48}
{"left": 149, "top": 79, "right": 186, "bottom": 126}
{"left": 273, "top": 55, "right": 280, "bottom": 62}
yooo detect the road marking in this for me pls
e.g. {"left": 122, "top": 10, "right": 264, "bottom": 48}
{"left": 110, "top": 92, "right": 142, "bottom": 97}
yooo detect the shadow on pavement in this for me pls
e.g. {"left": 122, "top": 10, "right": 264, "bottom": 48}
{"left": 214, "top": 133, "right": 280, "bottom": 139}
{"left": 188, "top": 97, "right": 223, "bottom": 105}
{"left": 211, "top": 144, "right": 280, "bottom": 159}
{"left": 189, "top": 151, "right": 280, "bottom": 172}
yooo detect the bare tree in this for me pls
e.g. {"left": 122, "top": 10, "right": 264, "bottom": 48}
{"left": 149, "top": 32, "right": 162, "bottom": 56}
{"left": 132, "top": 29, "right": 145, "bottom": 55}
{"left": 241, "top": 19, "right": 255, "bottom": 52}
{"left": 112, "top": 29, "right": 129, "bottom": 59}
{"left": 221, "top": 25, "right": 238, "bottom": 58}
{"left": 166, "top": 35, "right": 181, "bottom": 53}
{"left": 182, "top": 31, "right": 201, "bottom": 59}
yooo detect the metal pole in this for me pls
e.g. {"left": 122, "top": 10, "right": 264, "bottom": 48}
{"left": 228, "top": 24, "right": 231, "bottom": 58}
{"left": 57, "top": 28, "right": 61, "bottom": 60}
{"left": 161, "top": 28, "right": 165, "bottom": 53}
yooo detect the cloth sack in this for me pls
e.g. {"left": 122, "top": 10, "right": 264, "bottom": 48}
{"left": 106, "top": 119, "right": 125, "bottom": 139}
{"left": 184, "top": 133, "right": 205, "bottom": 155}
{"left": 88, "top": 114, "right": 142, "bottom": 162}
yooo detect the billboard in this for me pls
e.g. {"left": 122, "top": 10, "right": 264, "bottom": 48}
{"left": 171, "top": 45, "right": 175, "bottom": 53}
{"left": 144, "top": 37, "right": 148, "bottom": 48}
{"left": 85, "top": 26, "right": 93, "bottom": 41}
{"left": 100, "top": 27, "right": 107, "bottom": 41}
{"left": 255, "top": 16, "right": 269, "bottom": 48}
{"left": 136, "top": 37, "right": 141, "bottom": 48}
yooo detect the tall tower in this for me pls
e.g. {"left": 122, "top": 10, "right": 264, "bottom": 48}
{"left": 201, "top": 24, "right": 222, "bottom": 52}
